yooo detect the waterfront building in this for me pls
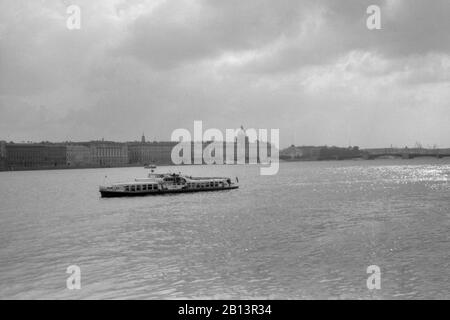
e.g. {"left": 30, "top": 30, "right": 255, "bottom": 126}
{"left": 128, "top": 141, "right": 177, "bottom": 165}
{"left": 127, "top": 130, "right": 273, "bottom": 166}
{"left": 0, "top": 141, "right": 6, "bottom": 170}
{"left": 89, "top": 141, "right": 128, "bottom": 167}
{"left": 0, "top": 141, "right": 5, "bottom": 157}
{"left": 66, "top": 144, "right": 94, "bottom": 167}
{"left": 5, "top": 143, "right": 67, "bottom": 170}
{"left": 204, "top": 139, "right": 272, "bottom": 164}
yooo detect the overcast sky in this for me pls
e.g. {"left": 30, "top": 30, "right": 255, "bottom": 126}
{"left": 1, "top": 0, "right": 450, "bottom": 148}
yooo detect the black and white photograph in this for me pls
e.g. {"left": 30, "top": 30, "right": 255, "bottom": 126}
{"left": 0, "top": 0, "right": 449, "bottom": 307}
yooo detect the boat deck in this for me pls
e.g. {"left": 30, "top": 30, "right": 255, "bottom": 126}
{"left": 100, "top": 185, "right": 238, "bottom": 197}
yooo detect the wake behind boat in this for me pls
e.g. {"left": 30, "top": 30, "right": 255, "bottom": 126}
{"left": 99, "top": 172, "right": 239, "bottom": 197}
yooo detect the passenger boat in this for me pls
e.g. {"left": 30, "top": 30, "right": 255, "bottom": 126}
{"left": 99, "top": 172, "right": 239, "bottom": 197}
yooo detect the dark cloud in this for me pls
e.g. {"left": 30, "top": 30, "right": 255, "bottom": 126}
{"left": 0, "top": 0, "right": 450, "bottom": 147}
{"left": 119, "top": 0, "right": 311, "bottom": 69}
{"left": 117, "top": 0, "right": 450, "bottom": 78}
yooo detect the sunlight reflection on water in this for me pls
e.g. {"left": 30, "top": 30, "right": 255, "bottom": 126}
{"left": 0, "top": 158, "right": 449, "bottom": 299}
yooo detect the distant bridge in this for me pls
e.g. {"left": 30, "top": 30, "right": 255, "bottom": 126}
{"left": 362, "top": 148, "right": 450, "bottom": 159}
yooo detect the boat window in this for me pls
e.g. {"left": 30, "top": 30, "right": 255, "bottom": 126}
{"left": 143, "top": 185, "right": 147, "bottom": 191}
{"left": 131, "top": 185, "right": 135, "bottom": 191}
{"left": 125, "top": 186, "right": 130, "bottom": 191}
{"left": 136, "top": 185, "right": 141, "bottom": 191}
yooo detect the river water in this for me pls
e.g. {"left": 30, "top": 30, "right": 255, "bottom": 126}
{"left": 0, "top": 159, "right": 449, "bottom": 299}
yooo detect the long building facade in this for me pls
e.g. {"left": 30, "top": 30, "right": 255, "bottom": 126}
{"left": 128, "top": 141, "right": 177, "bottom": 165}
{"left": 0, "top": 141, "right": 6, "bottom": 171}
{"left": 89, "top": 142, "right": 128, "bottom": 167}
{"left": 0, "top": 133, "right": 273, "bottom": 171}
{"left": 66, "top": 144, "right": 94, "bottom": 167}
{"left": 127, "top": 139, "right": 271, "bottom": 166}
{"left": 0, "top": 141, "right": 129, "bottom": 170}
{"left": 4, "top": 143, "right": 67, "bottom": 170}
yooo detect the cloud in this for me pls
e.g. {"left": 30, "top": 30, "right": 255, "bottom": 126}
{"left": 0, "top": 0, "right": 450, "bottom": 147}
{"left": 118, "top": 0, "right": 450, "bottom": 73}
{"left": 118, "top": 0, "right": 311, "bottom": 69}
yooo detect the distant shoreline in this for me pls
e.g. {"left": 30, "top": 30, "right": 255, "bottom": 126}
{"left": 2, "top": 157, "right": 450, "bottom": 173}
